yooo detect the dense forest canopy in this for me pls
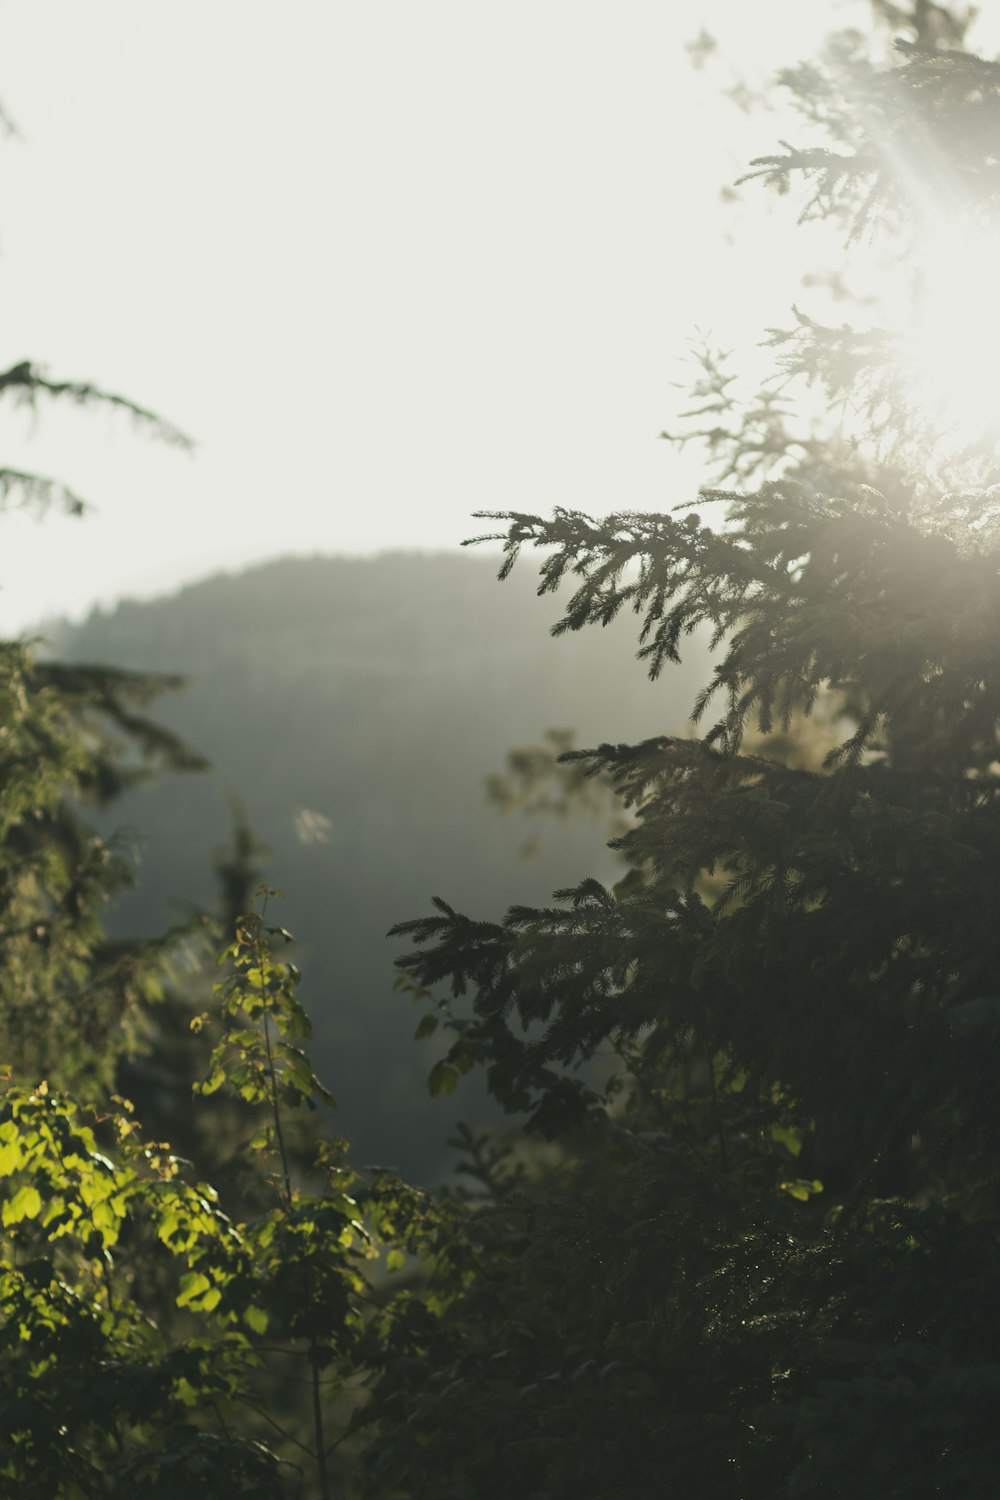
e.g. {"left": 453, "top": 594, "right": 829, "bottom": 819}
{"left": 2, "top": 3, "right": 1000, "bottom": 1496}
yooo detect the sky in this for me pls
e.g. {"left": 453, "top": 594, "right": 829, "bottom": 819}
{"left": 0, "top": 1, "right": 878, "bottom": 633}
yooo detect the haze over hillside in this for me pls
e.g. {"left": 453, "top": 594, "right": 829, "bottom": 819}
{"left": 54, "top": 550, "right": 708, "bottom": 1178}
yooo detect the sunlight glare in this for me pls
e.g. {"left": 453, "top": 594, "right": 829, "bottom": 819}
{"left": 904, "top": 225, "right": 1000, "bottom": 442}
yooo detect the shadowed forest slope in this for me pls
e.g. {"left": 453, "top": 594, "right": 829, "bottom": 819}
{"left": 51, "top": 550, "right": 706, "bottom": 1178}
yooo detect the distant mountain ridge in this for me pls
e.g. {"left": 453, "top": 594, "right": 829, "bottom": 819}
{"left": 54, "top": 550, "right": 707, "bottom": 1178}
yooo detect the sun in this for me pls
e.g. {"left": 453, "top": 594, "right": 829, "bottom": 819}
{"left": 902, "top": 223, "right": 1000, "bottom": 443}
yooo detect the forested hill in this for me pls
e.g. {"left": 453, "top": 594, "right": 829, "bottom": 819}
{"left": 52, "top": 551, "right": 706, "bottom": 1179}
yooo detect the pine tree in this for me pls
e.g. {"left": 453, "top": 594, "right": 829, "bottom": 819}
{"left": 0, "top": 165, "right": 204, "bottom": 1085}
{"left": 380, "top": 7, "right": 1000, "bottom": 1496}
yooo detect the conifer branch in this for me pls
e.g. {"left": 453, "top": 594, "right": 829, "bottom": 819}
{"left": 0, "top": 359, "right": 193, "bottom": 448}
{"left": 0, "top": 468, "right": 91, "bottom": 518}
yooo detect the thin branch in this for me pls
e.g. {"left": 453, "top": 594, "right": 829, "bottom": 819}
{"left": 235, "top": 1395, "right": 317, "bottom": 1461}
{"left": 310, "top": 1337, "right": 332, "bottom": 1500}
{"left": 0, "top": 468, "right": 91, "bottom": 517}
{"left": 251, "top": 896, "right": 330, "bottom": 1499}
{"left": 0, "top": 359, "right": 193, "bottom": 448}
{"left": 252, "top": 909, "right": 294, "bottom": 1213}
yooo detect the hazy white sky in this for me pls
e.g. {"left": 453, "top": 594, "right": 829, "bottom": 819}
{"left": 1, "top": 2, "right": 870, "bottom": 633}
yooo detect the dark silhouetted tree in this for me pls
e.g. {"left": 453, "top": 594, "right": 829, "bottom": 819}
{"left": 382, "top": 6, "right": 1000, "bottom": 1496}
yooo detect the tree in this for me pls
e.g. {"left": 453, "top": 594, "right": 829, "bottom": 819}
{"left": 0, "top": 893, "right": 437, "bottom": 1497}
{"left": 0, "top": 106, "right": 449, "bottom": 1496}
{"left": 0, "top": 298, "right": 205, "bottom": 1088}
{"left": 11, "top": 7, "right": 1000, "bottom": 1496}
{"left": 0, "top": 97, "right": 297, "bottom": 1495}
{"left": 381, "top": 7, "right": 1000, "bottom": 1496}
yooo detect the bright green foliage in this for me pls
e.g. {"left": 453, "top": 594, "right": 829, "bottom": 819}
{"left": 198, "top": 896, "right": 335, "bottom": 1120}
{"left": 0, "top": 902, "right": 452, "bottom": 1498}
{"left": 0, "top": 1081, "right": 282, "bottom": 1495}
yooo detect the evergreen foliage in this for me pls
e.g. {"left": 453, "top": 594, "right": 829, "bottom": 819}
{"left": 380, "top": 6, "right": 1000, "bottom": 1494}
{"left": 0, "top": 360, "right": 203, "bottom": 1089}
{"left": 5, "top": 4, "right": 1000, "bottom": 1496}
{"left": 0, "top": 95, "right": 203, "bottom": 1089}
